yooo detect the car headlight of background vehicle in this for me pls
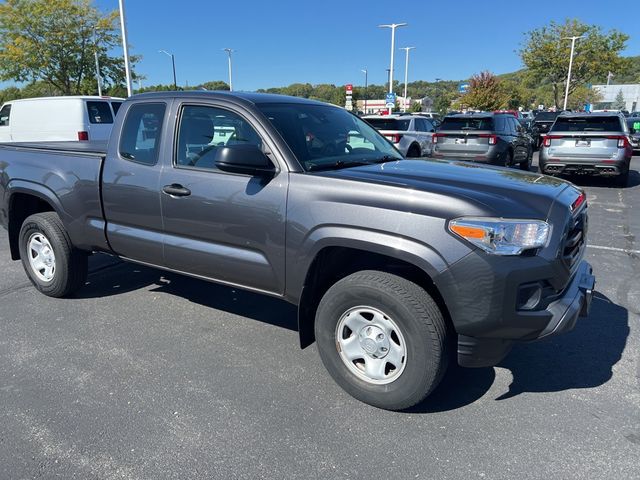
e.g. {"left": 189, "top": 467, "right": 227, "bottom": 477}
{"left": 449, "top": 217, "right": 550, "bottom": 255}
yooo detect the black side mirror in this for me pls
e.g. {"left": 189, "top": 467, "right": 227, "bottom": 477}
{"left": 215, "top": 144, "right": 275, "bottom": 175}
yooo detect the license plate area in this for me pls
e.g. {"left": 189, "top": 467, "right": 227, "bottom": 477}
{"left": 576, "top": 139, "right": 590, "bottom": 147}
{"left": 455, "top": 138, "right": 467, "bottom": 144}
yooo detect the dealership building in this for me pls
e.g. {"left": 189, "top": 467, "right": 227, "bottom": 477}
{"left": 592, "top": 83, "right": 640, "bottom": 112}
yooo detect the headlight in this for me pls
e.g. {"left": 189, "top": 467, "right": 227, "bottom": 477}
{"left": 449, "top": 217, "right": 550, "bottom": 255}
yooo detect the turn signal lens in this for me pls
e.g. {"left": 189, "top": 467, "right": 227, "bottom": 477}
{"left": 449, "top": 217, "right": 550, "bottom": 255}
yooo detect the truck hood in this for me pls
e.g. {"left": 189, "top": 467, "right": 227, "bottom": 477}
{"left": 316, "top": 159, "right": 578, "bottom": 219}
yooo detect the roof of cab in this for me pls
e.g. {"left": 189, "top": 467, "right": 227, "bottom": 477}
{"left": 130, "top": 90, "right": 332, "bottom": 107}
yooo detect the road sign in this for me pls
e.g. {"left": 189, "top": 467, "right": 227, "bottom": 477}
{"left": 458, "top": 82, "right": 469, "bottom": 94}
{"left": 385, "top": 92, "right": 396, "bottom": 108}
{"left": 345, "top": 84, "right": 353, "bottom": 94}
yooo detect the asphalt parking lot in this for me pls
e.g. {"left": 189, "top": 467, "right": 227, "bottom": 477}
{"left": 1, "top": 153, "right": 639, "bottom": 480}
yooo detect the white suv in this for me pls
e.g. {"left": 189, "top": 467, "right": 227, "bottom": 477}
{"left": 364, "top": 114, "right": 436, "bottom": 157}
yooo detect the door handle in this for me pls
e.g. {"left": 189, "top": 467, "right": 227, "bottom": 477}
{"left": 162, "top": 184, "right": 191, "bottom": 197}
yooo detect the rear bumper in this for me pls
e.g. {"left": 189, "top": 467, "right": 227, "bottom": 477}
{"left": 440, "top": 257, "right": 595, "bottom": 368}
{"left": 540, "top": 155, "right": 629, "bottom": 177}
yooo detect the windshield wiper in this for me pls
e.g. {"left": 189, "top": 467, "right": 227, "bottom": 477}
{"left": 308, "top": 160, "right": 371, "bottom": 172}
{"left": 367, "top": 155, "right": 401, "bottom": 164}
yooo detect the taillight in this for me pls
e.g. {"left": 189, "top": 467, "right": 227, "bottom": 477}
{"left": 571, "top": 191, "right": 586, "bottom": 212}
{"left": 432, "top": 133, "right": 446, "bottom": 144}
{"left": 478, "top": 134, "right": 498, "bottom": 145}
{"left": 385, "top": 133, "right": 403, "bottom": 143}
{"left": 542, "top": 135, "right": 562, "bottom": 147}
{"left": 607, "top": 135, "right": 629, "bottom": 148}
{"left": 77, "top": 131, "right": 89, "bottom": 141}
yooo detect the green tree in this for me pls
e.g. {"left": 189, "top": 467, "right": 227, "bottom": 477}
{"left": 459, "top": 71, "right": 506, "bottom": 111}
{"left": 520, "top": 19, "right": 629, "bottom": 108}
{"left": 0, "top": 0, "right": 139, "bottom": 95}
{"left": 198, "top": 81, "right": 230, "bottom": 91}
{"left": 612, "top": 90, "right": 625, "bottom": 110}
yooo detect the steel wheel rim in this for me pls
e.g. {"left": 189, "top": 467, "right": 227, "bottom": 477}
{"left": 27, "top": 233, "right": 56, "bottom": 282}
{"left": 335, "top": 306, "right": 407, "bottom": 385}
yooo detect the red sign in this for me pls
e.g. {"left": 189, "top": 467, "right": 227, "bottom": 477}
{"left": 345, "top": 84, "right": 353, "bottom": 94}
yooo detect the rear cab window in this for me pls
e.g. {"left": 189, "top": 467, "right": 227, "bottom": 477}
{"left": 0, "top": 104, "right": 11, "bottom": 126}
{"left": 439, "top": 117, "right": 494, "bottom": 131}
{"left": 365, "top": 118, "right": 411, "bottom": 131}
{"left": 551, "top": 116, "right": 622, "bottom": 132}
{"left": 86, "top": 101, "right": 114, "bottom": 124}
{"left": 119, "top": 103, "right": 166, "bottom": 165}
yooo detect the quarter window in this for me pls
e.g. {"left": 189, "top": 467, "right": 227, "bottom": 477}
{"left": 175, "top": 105, "right": 263, "bottom": 170}
{"left": 119, "top": 103, "right": 166, "bottom": 165}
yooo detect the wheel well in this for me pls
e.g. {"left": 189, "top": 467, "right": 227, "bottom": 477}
{"left": 407, "top": 143, "right": 421, "bottom": 156}
{"left": 8, "top": 193, "right": 55, "bottom": 260}
{"left": 298, "top": 246, "right": 452, "bottom": 348}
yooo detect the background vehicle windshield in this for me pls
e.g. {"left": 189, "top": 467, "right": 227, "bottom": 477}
{"left": 257, "top": 103, "right": 402, "bottom": 171}
{"left": 534, "top": 112, "right": 559, "bottom": 122}
{"left": 551, "top": 116, "right": 622, "bottom": 132}
{"left": 365, "top": 118, "right": 411, "bottom": 131}
{"left": 439, "top": 117, "right": 494, "bottom": 131}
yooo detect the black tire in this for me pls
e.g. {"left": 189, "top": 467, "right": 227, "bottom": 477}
{"left": 314, "top": 270, "right": 449, "bottom": 410}
{"left": 18, "top": 212, "right": 88, "bottom": 298}
{"left": 615, "top": 161, "right": 630, "bottom": 187}
{"left": 503, "top": 149, "right": 513, "bottom": 167}
{"left": 520, "top": 148, "right": 532, "bottom": 171}
{"left": 406, "top": 144, "right": 421, "bottom": 158}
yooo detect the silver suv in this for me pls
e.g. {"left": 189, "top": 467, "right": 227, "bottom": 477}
{"left": 364, "top": 114, "right": 435, "bottom": 157}
{"left": 539, "top": 112, "right": 633, "bottom": 186}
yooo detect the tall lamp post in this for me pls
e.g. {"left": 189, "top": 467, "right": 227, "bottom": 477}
{"left": 93, "top": 29, "right": 102, "bottom": 96}
{"left": 379, "top": 23, "right": 407, "bottom": 114}
{"left": 159, "top": 50, "right": 177, "bottom": 89}
{"left": 361, "top": 69, "right": 368, "bottom": 114}
{"left": 118, "top": 0, "right": 133, "bottom": 97}
{"left": 224, "top": 48, "right": 234, "bottom": 91}
{"left": 400, "top": 46, "right": 415, "bottom": 112}
{"left": 562, "top": 35, "right": 584, "bottom": 110}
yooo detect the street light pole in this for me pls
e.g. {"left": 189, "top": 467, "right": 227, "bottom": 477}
{"left": 159, "top": 50, "right": 177, "bottom": 89}
{"left": 118, "top": 0, "right": 133, "bottom": 97}
{"left": 93, "top": 29, "right": 102, "bottom": 96}
{"left": 379, "top": 23, "right": 407, "bottom": 114}
{"left": 562, "top": 35, "right": 584, "bottom": 110}
{"left": 400, "top": 46, "right": 415, "bottom": 112}
{"left": 224, "top": 48, "right": 234, "bottom": 91}
{"left": 361, "top": 69, "right": 368, "bottom": 114}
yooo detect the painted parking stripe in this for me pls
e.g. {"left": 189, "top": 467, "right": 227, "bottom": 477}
{"left": 587, "top": 245, "right": 640, "bottom": 255}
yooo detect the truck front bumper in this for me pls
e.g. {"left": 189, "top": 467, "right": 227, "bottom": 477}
{"left": 439, "top": 259, "right": 595, "bottom": 368}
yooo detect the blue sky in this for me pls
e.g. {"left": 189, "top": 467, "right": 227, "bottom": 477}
{"left": 4, "top": 0, "right": 640, "bottom": 91}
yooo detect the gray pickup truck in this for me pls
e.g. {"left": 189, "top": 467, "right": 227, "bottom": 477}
{"left": 0, "top": 92, "right": 595, "bottom": 410}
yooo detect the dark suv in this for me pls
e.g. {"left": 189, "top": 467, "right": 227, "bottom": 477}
{"left": 431, "top": 113, "right": 532, "bottom": 169}
{"left": 531, "top": 111, "right": 561, "bottom": 149}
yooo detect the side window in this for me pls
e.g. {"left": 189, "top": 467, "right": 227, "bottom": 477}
{"left": 175, "top": 105, "right": 263, "bottom": 170}
{"left": 413, "top": 118, "right": 426, "bottom": 132}
{"left": 0, "top": 104, "right": 11, "bottom": 126}
{"left": 87, "top": 101, "right": 114, "bottom": 124}
{"left": 119, "top": 103, "right": 166, "bottom": 165}
{"left": 424, "top": 119, "right": 435, "bottom": 132}
{"left": 494, "top": 117, "right": 505, "bottom": 133}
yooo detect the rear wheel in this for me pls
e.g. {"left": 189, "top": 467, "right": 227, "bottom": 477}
{"left": 520, "top": 147, "right": 533, "bottom": 171}
{"left": 18, "top": 212, "right": 88, "bottom": 298}
{"left": 314, "top": 270, "right": 449, "bottom": 410}
{"left": 615, "top": 163, "right": 630, "bottom": 187}
{"left": 503, "top": 149, "right": 513, "bottom": 167}
{"left": 406, "top": 144, "right": 421, "bottom": 158}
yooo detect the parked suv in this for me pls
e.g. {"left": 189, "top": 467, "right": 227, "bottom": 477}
{"left": 364, "top": 114, "right": 435, "bottom": 157}
{"left": 531, "top": 111, "right": 561, "bottom": 150}
{"left": 539, "top": 112, "right": 633, "bottom": 186}
{"left": 431, "top": 113, "right": 532, "bottom": 169}
{"left": 627, "top": 116, "right": 640, "bottom": 151}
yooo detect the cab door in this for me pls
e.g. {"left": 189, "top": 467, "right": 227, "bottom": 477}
{"left": 158, "top": 102, "right": 288, "bottom": 294}
{"left": 102, "top": 101, "right": 169, "bottom": 265}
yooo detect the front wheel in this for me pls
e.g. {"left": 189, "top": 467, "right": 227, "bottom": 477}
{"left": 314, "top": 270, "right": 449, "bottom": 410}
{"left": 19, "top": 212, "right": 88, "bottom": 298}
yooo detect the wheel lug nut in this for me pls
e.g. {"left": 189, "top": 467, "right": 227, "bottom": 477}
{"left": 377, "top": 334, "right": 384, "bottom": 340}
{"left": 381, "top": 347, "right": 388, "bottom": 352}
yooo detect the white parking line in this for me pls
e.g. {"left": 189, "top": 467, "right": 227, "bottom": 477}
{"left": 587, "top": 245, "right": 640, "bottom": 255}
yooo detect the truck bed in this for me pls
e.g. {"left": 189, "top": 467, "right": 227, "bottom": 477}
{"left": 0, "top": 140, "right": 108, "bottom": 156}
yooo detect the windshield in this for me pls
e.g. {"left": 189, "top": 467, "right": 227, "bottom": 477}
{"left": 365, "top": 118, "right": 411, "bottom": 131}
{"left": 257, "top": 103, "right": 402, "bottom": 171}
{"left": 534, "top": 112, "right": 559, "bottom": 122}
{"left": 439, "top": 117, "right": 494, "bottom": 131}
{"left": 551, "top": 116, "right": 622, "bottom": 132}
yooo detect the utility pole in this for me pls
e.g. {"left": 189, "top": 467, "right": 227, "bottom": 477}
{"left": 562, "top": 35, "right": 584, "bottom": 110}
{"left": 400, "top": 46, "right": 415, "bottom": 112}
{"left": 118, "top": 0, "right": 133, "bottom": 97}
{"left": 224, "top": 48, "right": 234, "bottom": 91}
{"left": 159, "top": 50, "right": 177, "bottom": 89}
{"left": 93, "top": 29, "right": 102, "bottom": 96}
{"left": 607, "top": 71, "right": 614, "bottom": 86}
{"left": 361, "top": 69, "right": 368, "bottom": 114}
{"left": 379, "top": 23, "right": 407, "bottom": 114}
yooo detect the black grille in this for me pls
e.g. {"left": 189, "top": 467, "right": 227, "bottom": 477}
{"left": 561, "top": 209, "right": 587, "bottom": 270}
